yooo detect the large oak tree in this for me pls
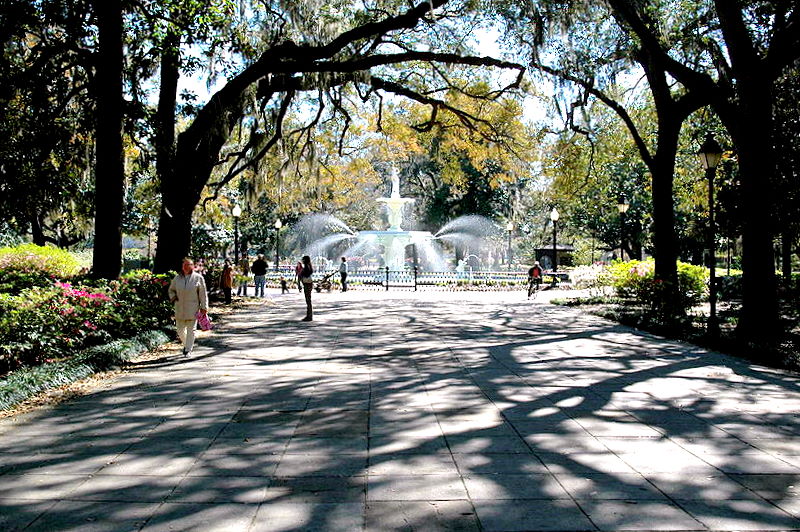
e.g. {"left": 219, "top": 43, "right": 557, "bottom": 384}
{"left": 150, "top": 0, "right": 525, "bottom": 272}
{"left": 603, "top": 0, "right": 800, "bottom": 342}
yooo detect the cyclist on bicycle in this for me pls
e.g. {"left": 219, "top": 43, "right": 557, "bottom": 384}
{"left": 527, "top": 261, "right": 543, "bottom": 298}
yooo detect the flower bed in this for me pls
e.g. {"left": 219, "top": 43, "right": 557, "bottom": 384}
{"left": 0, "top": 248, "right": 174, "bottom": 374}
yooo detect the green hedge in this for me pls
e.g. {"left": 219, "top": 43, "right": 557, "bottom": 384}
{"left": 0, "top": 330, "right": 169, "bottom": 411}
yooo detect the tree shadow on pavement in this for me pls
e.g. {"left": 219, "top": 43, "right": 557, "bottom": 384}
{"left": 1, "top": 293, "right": 799, "bottom": 531}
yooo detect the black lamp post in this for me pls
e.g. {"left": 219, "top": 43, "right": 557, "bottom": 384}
{"left": 617, "top": 197, "right": 629, "bottom": 261}
{"left": 232, "top": 204, "right": 242, "bottom": 264}
{"left": 698, "top": 134, "right": 723, "bottom": 338}
{"left": 550, "top": 207, "right": 559, "bottom": 285}
{"left": 146, "top": 219, "right": 152, "bottom": 265}
{"left": 506, "top": 221, "right": 514, "bottom": 269}
{"left": 273, "top": 219, "right": 282, "bottom": 271}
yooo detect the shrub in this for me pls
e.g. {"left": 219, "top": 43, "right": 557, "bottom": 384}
{"left": 0, "top": 270, "right": 175, "bottom": 373}
{"left": 0, "top": 243, "right": 81, "bottom": 279}
{"left": 607, "top": 258, "right": 708, "bottom": 313}
{"left": 104, "top": 270, "right": 175, "bottom": 338}
{"left": 0, "top": 282, "right": 117, "bottom": 370}
{"left": 569, "top": 264, "right": 612, "bottom": 295}
{"left": 0, "top": 244, "right": 84, "bottom": 294}
{"left": 0, "top": 269, "right": 53, "bottom": 293}
{"left": 0, "top": 287, "right": 67, "bottom": 368}
{"left": 676, "top": 261, "right": 708, "bottom": 305}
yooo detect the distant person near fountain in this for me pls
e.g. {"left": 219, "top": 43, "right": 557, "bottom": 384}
{"left": 294, "top": 260, "right": 303, "bottom": 292}
{"left": 300, "top": 255, "right": 314, "bottom": 321}
{"left": 339, "top": 257, "right": 348, "bottom": 292}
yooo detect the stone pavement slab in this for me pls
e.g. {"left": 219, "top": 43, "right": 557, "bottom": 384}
{"left": 2, "top": 290, "right": 800, "bottom": 531}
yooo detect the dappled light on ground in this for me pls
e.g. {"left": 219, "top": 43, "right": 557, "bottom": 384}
{"left": 1, "top": 291, "right": 799, "bottom": 530}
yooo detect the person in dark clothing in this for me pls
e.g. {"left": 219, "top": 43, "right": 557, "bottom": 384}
{"left": 251, "top": 254, "right": 268, "bottom": 297}
{"left": 527, "top": 261, "right": 543, "bottom": 298}
{"left": 300, "top": 255, "right": 314, "bottom": 321}
{"left": 339, "top": 256, "right": 348, "bottom": 292}
{"left": 295, "top": 261, "right": 303, "bottom": 292}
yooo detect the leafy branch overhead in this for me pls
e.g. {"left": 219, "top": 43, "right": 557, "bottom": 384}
{"left": 184, "top": 0, "right": 526, "bottom": 201}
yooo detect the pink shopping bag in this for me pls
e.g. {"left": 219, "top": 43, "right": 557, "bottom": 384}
{"left": 196, "top": 310, "right": 213, "bottom": 331}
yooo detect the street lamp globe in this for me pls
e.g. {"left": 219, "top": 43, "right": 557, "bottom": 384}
{"left": 549, "top": 207, "right": 559, "bottom": 282}
{"left": 617, "top": 197, "right": 629, "bottom": 261}
{"left": 274, "top": 219, "right": 282, "bottom": 230}
{"left": 232, "top": 204, "right": 242, "bottom": 218}
{"left": 698, "top": 134, "right": 723, "bottom": 170}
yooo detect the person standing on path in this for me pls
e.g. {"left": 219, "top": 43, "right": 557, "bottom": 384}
{"left": 295, "top": 260, "right": 303, "bottom": 292}
{"left": 300, "top": 255, "right": 314, "bottom": 321}
{"left": 168, "top": 258, "right": 209, "bottom": 355}
{"left": 339, "top": 256, "right": 348, "bottom": 292}
{"left": 220, "top": 259, "right": 234, "bottom": 304}
{"left": 237, "top": 257, "right": 250, "bottom": 297}
{"left": 251, "top": 254, "right": 268, "bottom": 297}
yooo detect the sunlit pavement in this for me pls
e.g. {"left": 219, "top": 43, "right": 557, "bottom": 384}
{"left": 2, "top": 289, "right": 800, "bottom": 531}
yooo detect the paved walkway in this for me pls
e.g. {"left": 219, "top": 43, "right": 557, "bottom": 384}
{"left": 2, "top": 289, "right": 800, "bottom": 531}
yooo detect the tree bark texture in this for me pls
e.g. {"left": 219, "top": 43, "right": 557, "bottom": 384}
{"left": 640, "top": 47, "right": 689, "bottom": 317}
{"left": 152, "top": 30, "right": 182, "bottom": 273}
{"left": 92, "top": 0, "right": 124, "bottom": 279}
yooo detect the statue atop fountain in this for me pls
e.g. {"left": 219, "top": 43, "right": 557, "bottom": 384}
{"left": 377, "top": 168, "right": 415, "bottom": 231}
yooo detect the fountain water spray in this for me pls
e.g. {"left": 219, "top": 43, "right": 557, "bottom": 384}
{"left": 292, "top": 168, "right": 499, "bottom": 271}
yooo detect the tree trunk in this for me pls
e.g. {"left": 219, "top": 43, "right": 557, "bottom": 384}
{"left": 152, "top": 31, "right": 181, "bottom": 273}
{"left": 91, "top": 0, "right": 124, "bottom": 280}
{"left": 154, "top": 195, "right": 194, "bottom": 273}
{"left": 637, "top": 48, "right": 693, "bottom": 318}
{"left": 29, "top": 215, "right": 46, "bottom": 246}
{"left": 733, "top": 114, "right": 779, "bottom": 342}
{"left": 713, "top": 1, "right": 781, "bottom": 342}
{"left": 649, "top": 128, "right": 681, "bottom": 313}
{"left": 153, "top": 71, "right": 253, "bottom": 272}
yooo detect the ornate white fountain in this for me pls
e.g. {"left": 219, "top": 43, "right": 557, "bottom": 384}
{"left": 358, "top": 169, "right": 432, "bottom": 270}
{"left": 298, "top": 167, "right": 498, "bottom": 271}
